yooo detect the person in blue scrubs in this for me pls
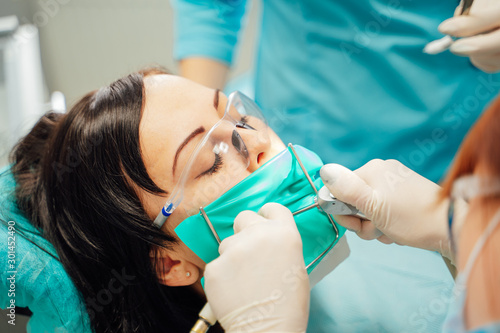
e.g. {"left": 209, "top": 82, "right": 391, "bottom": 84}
{"left": 172, "top": 0, "right": 500, "bottom": 331}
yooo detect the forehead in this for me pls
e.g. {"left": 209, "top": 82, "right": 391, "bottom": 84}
{"left": 139, "top": 74, "right": 219, "bottom": 188}
{"left": 142, "top": 74, "right": 214, "bottom": 113}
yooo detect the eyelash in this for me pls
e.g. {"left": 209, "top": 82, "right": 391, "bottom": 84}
{"left": 240, "top": 115, "right": 249, "bottom": 124}
{"left": 195, "top": 116, "right": 246, "bottom": 179}
{"left": 196, "top": 153, "right": 223, "bottom": 179}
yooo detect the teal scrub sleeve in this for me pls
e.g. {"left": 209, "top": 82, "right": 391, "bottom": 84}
{"left": 171, "top": 0, "right": 248, "bottom": 65}
{"left": 0, "top": 168, "right": 91, "bottom": 332}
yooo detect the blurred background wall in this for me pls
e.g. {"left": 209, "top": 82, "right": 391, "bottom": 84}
{"left": 0, "top": 0, "right": 260, "bottom": 166}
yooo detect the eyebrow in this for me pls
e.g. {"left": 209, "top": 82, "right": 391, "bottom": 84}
{"left": 172, "top": 90, "right": 220, "bottom": 176}
{"left": 172, "top": 126, "right": 205, "bottom": 176}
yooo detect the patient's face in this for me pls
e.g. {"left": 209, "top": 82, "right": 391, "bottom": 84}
{"left": 139, "top": 74, "right": 285, "bottom": 267}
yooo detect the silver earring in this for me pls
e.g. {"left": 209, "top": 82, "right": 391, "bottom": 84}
{"left": 186, "top": 272, "right": 191, "bottom": 277}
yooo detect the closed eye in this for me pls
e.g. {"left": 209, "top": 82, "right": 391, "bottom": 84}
{"left": 195, "top": 153, "right": 223, "bottom": 179}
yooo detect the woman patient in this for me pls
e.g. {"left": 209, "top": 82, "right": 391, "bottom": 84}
{"left": 2, "top": 68, "right": 453, "bottom": 333}
{"left": 6, "top": 68, "right": 284, "bottom": 332}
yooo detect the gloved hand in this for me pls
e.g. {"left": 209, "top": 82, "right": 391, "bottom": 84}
{"left": 439, "top": 0, "right": 500, "bottom": 73}
{"left": 320, "top": 160, "right": 458, "bottom": 261}
{"left": 204, "top": 203, "right": 310, "bottom": 333}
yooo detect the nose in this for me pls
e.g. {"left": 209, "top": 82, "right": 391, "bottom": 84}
{"left": 238, "top": 126, "right": 286, "bottom": 172}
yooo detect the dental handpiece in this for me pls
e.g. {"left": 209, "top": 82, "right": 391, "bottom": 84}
{"left": 190, "top": 303, "right": 217, "bottom": 333}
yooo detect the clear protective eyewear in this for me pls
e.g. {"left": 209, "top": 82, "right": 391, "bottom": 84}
{"left": 153, "top": 91, "right": 269, "bottom": 229}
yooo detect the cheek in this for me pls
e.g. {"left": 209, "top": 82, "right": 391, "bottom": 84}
{"left": 161, "top": 168, "right": 253, "bottom": 269}
{"left": 179, "top": 169, "right": 252, "bottom": 216}
{"left": 162, "top": 215, "right": 207, "bottom": 269}
{"left": 178, "top": 241, "right": 207, "bottom": 270}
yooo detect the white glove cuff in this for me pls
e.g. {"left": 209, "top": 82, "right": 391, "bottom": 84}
{"left": 219, "top": 296, "right": 308, "bottom": 333}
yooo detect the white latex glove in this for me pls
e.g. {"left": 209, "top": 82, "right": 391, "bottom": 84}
{"left": 320, "top": 160, "right": 457, "bottom": 261}
{"left": 204, "top": 203, "right": 310, "bottom": 333}
{"left": 439, "top": 0, "right": 500, "bottom": 73}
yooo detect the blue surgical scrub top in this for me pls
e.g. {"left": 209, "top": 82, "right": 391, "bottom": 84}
{"left": 172, "top": 0, "right": 500, "bottom": 183}
{"left": 0, "top": 168, "right": 91, "bottom": 332}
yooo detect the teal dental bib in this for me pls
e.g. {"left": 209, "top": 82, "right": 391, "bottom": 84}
{"left": 174, "top": 145, "right": 346, "bottom": 273}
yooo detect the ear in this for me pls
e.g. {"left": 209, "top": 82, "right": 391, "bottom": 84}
{"left": 150, "top": 247, "right": 199, "bottom": 287}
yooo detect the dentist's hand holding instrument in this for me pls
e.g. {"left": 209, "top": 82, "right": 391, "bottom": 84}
{"left": 319, "top": 160, "right": 463, "bottom": 262}
{"left": 200, "top": 160, "right": 461, "bottom": 332}
{"left": 203, "top": 203, "right": 310, "bottom": 333}
{"left": 425, "top": 0, "right": 500, "bottom": 73}
{"left": 443, "top": 0, "right": 500, "bottom": 72}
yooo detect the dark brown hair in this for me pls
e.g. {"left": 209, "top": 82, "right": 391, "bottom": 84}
{"left": 8, "top": 68, "right": 213, "bottom": 332}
